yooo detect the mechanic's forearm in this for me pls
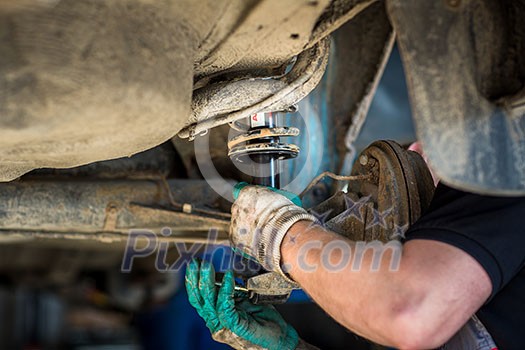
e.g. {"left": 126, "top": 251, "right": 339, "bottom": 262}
{"left": 280, "top": 221, "right": 420, "bottom": 347}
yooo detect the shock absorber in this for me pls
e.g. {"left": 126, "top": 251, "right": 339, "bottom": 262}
{"left": 227, "top": 110, "right": 301, "bottom": 304}
{"left": 228, "top": 111, "right": 300, "bottom": 188}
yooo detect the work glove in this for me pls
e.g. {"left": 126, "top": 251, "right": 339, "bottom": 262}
{"left": 185, "top": 259, "right": 301, "bottom": 350}
{"left": 230, "top": 183, "right": 317, "bottom": 282}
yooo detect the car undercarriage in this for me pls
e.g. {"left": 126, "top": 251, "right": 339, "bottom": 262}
{"left": 0, "top": 0, "right": 523, "bottom": 348}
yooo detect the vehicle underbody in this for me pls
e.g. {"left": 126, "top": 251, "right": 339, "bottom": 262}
{"left": 0, "top": 0, "right": 523, "bottom": 348}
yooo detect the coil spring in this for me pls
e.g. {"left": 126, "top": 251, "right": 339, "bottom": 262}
{"left": 227, "top": 125, "right": 300, "bottom": 163}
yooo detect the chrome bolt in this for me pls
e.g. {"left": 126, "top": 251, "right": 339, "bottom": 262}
{"left": 359, "top": 155, "right": 369, "bottom": 166}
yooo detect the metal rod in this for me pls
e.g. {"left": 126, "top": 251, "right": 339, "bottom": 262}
{"left": 248, "top": 112, "right": 281, "bottom": 188}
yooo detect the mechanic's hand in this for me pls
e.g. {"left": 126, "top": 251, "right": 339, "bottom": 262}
{"left": 185, "top": 259, "right": 299, "bottom": 350}
{"left": 230, "top": 183, "right": 317, "bottom": 280}
{"left": 233, "top": 182, "right": 303, "bottom": 206}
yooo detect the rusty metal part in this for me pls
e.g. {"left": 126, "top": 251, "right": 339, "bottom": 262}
{"left": 312, "top": 140, "right": 435, "bottom": 242}
{"left": 213, "top": 271, "right": 297, "bottom": 304}
{"left": 229, "top": 143, "right": 300, "bottom": 163}
{"left": 0, "top": 179, "right": 230, "bottom": 243}
{"left": 350, "top": 140, "right": 435, "bottom": 227}
{"left": 178, "top": 39, "right": 331, "bottom": 140}
{"left": 299, "top": 172, "right": 371, "bottom": 198}
{"left": 227, "top": 127, "right": 300, "bottom": 149}
{"left": 246, "top": 272, "right": 299, "bottom": 304}
{"left": 387, "top": 0, "right": 525, "bottom": 195}
{"left": 228, "top": 126, "right": 301, "bottom": 165}
{"left": 214, "top": 274, "right": 296, "bottom": 304}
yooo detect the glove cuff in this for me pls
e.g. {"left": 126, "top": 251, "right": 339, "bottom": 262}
{"left": 259, "top": 206, "right": 317, "bottom": 281}
{"left": 213, "top": 329, "right": 266, "bottom": 350}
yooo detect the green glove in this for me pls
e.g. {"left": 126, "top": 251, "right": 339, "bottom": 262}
{"left": 185, "top": 259, "right": 299, "bottom": 350}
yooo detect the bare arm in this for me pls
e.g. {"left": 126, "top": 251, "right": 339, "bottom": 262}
{"left": 281, "top": 221, "right": 492, "bottom": 349}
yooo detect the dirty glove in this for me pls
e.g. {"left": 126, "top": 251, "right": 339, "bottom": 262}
{"left": 230, "top": 183, "right": 317, "bottom": 281}
{"left": 185, "top": 259, "right": 300, "bottom": 350}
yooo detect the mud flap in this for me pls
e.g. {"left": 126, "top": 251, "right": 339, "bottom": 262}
{"left": 387, "top": 0, "right": 525, "bottom": 195}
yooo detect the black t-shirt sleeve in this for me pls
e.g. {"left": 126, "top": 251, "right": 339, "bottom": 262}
{"left": 404, "top": 183, "right": 525, "bottom": 300}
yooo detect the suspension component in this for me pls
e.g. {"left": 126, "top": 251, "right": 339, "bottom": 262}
{"left": 227, "top": 110, "right": 301, "bottom": 304}
{"left": 228, "top": 111, "right": 300, "bottom": 188}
